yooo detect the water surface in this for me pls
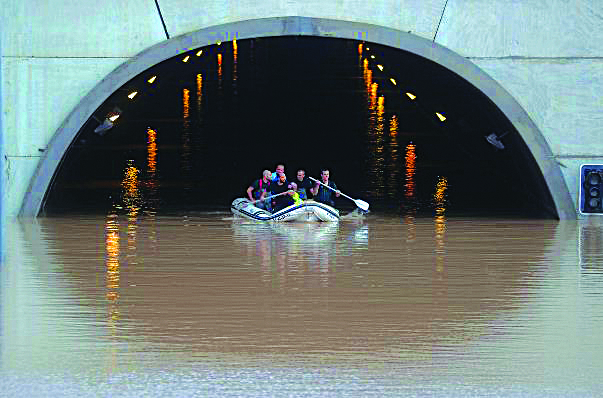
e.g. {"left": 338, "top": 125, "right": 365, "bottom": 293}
{"left": 2, "top": 213, "right": 603, "bottom": 396}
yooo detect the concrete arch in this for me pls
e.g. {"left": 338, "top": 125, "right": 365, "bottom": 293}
{"left": 20, "top": 16, "right": 575, "bottom": 219}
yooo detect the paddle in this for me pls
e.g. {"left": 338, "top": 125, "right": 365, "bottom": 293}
{"left": 249, "top": 190, "right": 291, "bottom": 203}
{"left": 309, "top": 176, "right": 369, "bottom": 211}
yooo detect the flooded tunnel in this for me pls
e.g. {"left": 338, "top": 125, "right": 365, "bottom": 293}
{"left": 42, "top": 36, "right": 557, "bottom": 218}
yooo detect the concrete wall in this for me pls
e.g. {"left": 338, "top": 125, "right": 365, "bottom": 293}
{"left": 437, "top": 0, "right": 603, "bottom": 217}
{"left": 1, "top": 0, "right": 602, "bottom": 221}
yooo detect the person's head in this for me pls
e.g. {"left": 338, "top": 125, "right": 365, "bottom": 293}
{"left": 289, "top": 182, "right": 298, "bottom": 191}
{"left": 296, "top": 169, "right": 305, "bottom": 181}
{"left": 262, "top": 170, "right": 271, "bottom": 181}
{"left": 278, "top": 173, "right": 287, "bottom": 184}
{"left": 275, "top": 164, "right": 285, "bottom": 176}
{"left": 321, "top": 169, "right": 330, "bottom": 182}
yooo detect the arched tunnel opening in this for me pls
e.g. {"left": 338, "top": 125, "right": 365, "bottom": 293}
{"left": 42, "top": 36, "right": 558, "bottom": 218}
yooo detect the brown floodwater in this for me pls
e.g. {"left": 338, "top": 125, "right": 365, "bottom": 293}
{"left": 2, "top": 212, "right": 603, "bottom": 396}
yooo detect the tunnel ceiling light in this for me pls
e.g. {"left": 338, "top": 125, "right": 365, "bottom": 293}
{"left": 196, "top": 50, "right": 203, "bottom": 56}
{"left": 182, "top": 55, "right": 190, "bottom": 63}
{"left": 390, "top": 78, "right": 396, "bottom": 85}
{"left": 377, "top": 64, "right": 384, "bottom": 71}
{"left": 370, "top": 55, "right": 375, "bottom": 59}
{"left": 147, "top": 75, "right": 157, "bottom": 84}
{"left": 108, "top": 114, "right": 120, "bottom": 122}
{"left": 128, "top": 91, "right": 138, "bottom": 99}
{"left": 406, "top": 92, "right": 416, "bottom": 100}
{"left": 436, "top": 112, "right": 446, "bottom": 122}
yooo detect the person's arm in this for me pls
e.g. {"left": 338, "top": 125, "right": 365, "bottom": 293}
{"left": 310, "top": 182, "right": 320, "bottom": 196}
{"left": 332, "top": 182, "right": 341, "bottom": 197}
{"left": 246, "top": 185, "right": 254, "bottom": 201}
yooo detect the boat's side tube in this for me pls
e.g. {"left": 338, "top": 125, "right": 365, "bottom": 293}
{"left": 310, "top": 202, "right": 340, "bottom": 222}
{"left": 231, "top": 198, "right": 273, "bottom": 220}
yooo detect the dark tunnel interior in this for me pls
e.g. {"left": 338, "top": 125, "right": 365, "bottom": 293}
{"left": 42, "top": 36, "right": 558, "bottom": 219}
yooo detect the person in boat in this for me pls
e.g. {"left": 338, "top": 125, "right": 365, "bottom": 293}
{"left": 310, "top": 168, "right": 340, "bottom": 207}
{"left": 288, "top": 182, "right": 303, "bottom": 206}
{"left": 246, "top": 170, "right": 272, "bottom": 211}
{"left": 270, "top": 173, "right": 295, "bottom": 212}
{"left": 271, "top": 164, "right": 285, "bottom": 182}
{"left": 293, "top": 169, "right": 314, "bottom": 200}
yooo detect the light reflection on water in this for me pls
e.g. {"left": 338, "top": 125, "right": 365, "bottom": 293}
{"left": 2, "top": 214, "right": 603, "bottom": 396}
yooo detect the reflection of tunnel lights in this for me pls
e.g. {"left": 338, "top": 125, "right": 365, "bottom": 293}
{"left": 122, "top": 160, "right": 140, "bottom": 211}
{"left": 147, "top": 128, "right": 157, "bottom": 173}
{"left": 405, "top": 143, "right": 417, "bottom": 199}
{"left": 108, "top": 114, "right": 120, "bottom": 122}
{"left": 406, "top": 92, "right": 416, "bottom": 100}
{"left": 436, "top": 112, "right": 446, "bottom": 122}
{"left": 127, "top": 91, "right": 138, "bottom": 99}
{"left": 147, "top": 75, "right": 157, "bottom": 83}
{"left": 434, "top": 176, "right": 448, "bottom": 204}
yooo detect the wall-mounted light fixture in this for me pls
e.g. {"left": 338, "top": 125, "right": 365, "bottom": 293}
{"left": 485, "top": 131, "right": 509, "bottom": 150}
{"left": 93, "top": 107, "right": 122, "bottom": 135}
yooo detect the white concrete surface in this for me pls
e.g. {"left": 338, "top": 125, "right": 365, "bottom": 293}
{"left": 1, "top": 0, "right": 165, "bottom": 57}
{"left": 159, "top": 0, "right": 447, "bottom": 40}
{"left": 1, "top": 0, "right": 602, "bottom": 221}
{"left": 438, "top": 0, "right": 603, "bottom": 57}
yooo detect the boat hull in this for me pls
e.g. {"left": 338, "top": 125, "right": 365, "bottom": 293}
{"left": 231, "top": 198, "right": 339, "bottom": 222}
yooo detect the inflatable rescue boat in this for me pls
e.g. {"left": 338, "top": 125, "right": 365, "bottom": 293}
{"left": 230, "top": 198, "right": 339, "bottom": 222}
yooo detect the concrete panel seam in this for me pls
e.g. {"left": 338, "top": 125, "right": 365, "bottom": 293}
{"left": 1, "top": 56, "right": 129, "bottom": 59}
{"left": 5, "top": 155, "right": 42, "bottom": 158}
{"left": 555, "top": 155, "right": 603, "bottom": 158}
{"left": 468, "top": 56, "right": 603, "bottom": 61}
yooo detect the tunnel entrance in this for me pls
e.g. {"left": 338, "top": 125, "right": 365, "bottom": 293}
{"left": 42, "top": 36, "right": 557, "bottom": 218}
